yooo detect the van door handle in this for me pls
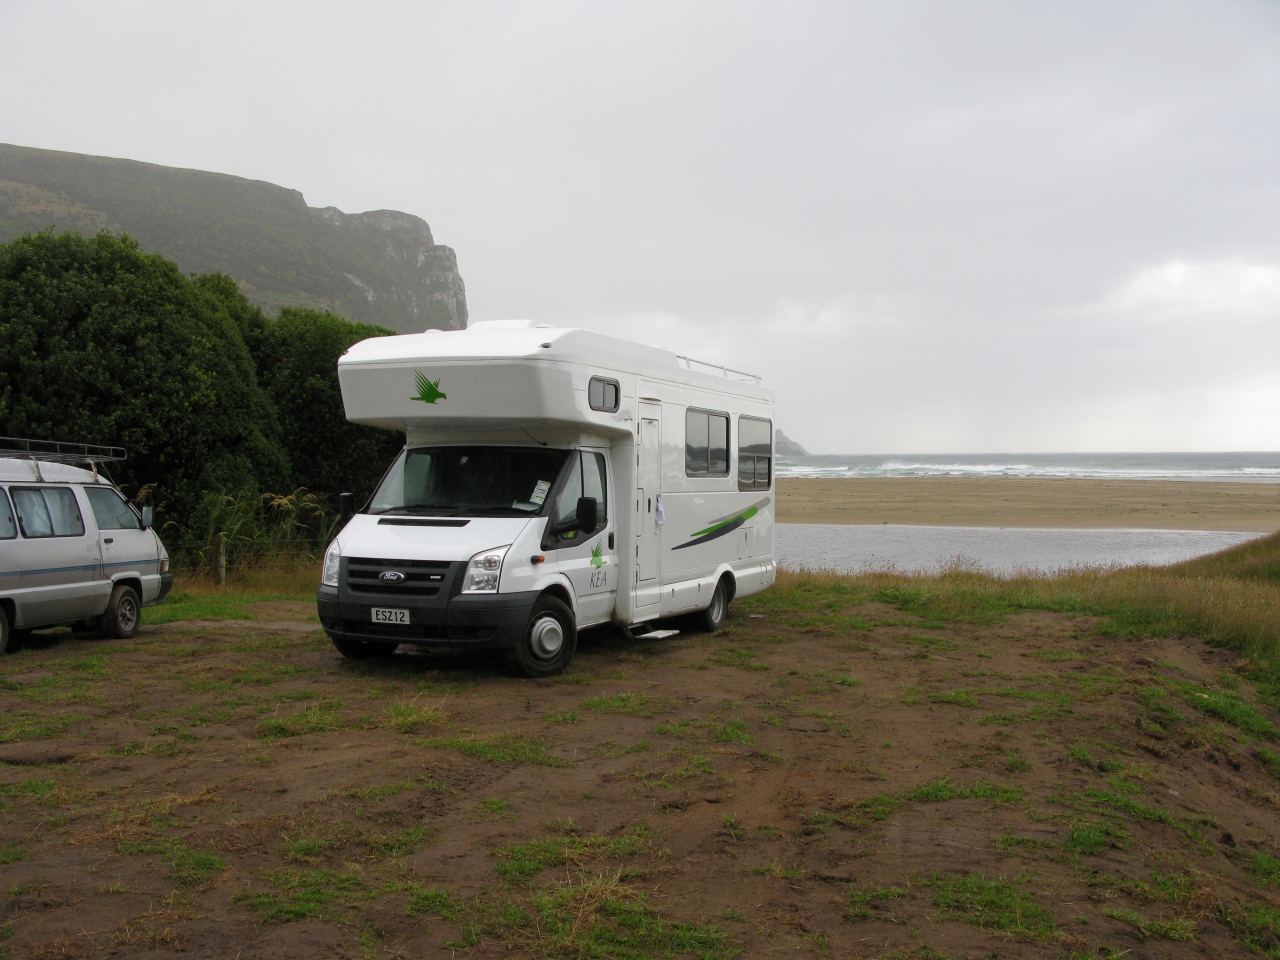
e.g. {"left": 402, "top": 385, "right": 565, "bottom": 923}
{"left": 103, "top": 538, "right": 114, "bottom": 544}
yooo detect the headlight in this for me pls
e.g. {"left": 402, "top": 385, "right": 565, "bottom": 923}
{"left": 462, "top": 545, "right": 510, "bottom": 594}
{"left": 322, "top": 540, "right": 341, "bottom": 587}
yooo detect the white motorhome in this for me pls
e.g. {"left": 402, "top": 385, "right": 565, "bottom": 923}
{"left": 317, "top": 320, "right": 776, "bottom": 675}
{"left": 0, "top": 440, "right": 172, "bottom": 652}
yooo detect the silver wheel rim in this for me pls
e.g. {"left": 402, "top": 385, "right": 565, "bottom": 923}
{"left": 119, "top": 597, "right": 138, "bottom": 632}
{"left": 710, "top": 588, "right": 725, "bottom": 623}
{"left": 529, "top": 614, "right": 564, "bottom": 660}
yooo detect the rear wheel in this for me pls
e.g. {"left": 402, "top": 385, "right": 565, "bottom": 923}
{"left": 509, "top": 595, "right": 576, "bottom": 677}
{"left": 331, "top": 637, "right": 398, "bottom": 660}
{"left": 695, "top": 578, "right": 730, "bottom": 633}
{"left": 0, "top": 608, "right": 9, "bottom": 655}
{"left": 101, "top": 584, "right": 141, "bottom": 639}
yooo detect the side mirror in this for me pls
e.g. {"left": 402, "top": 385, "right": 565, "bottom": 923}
{"left": 576, "top": 496, "right": 598, "bottom": 534}
{"left": 141, "top": 505, "right": 154, "bottom": 529}
{"left": 339, "top": 492, "right": 356, "bottom": 527}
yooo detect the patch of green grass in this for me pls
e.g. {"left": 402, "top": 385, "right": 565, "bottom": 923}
{"left": 1247, "top": 851, "right": 1280, "bottom": 887}
{"left": 1102, "top": 907, "right": 1196, "bottom": 941}
{"left": 419, "top": 734, "right": 569, "bottom": 767}
{"left": 0, "top": 710, "right": 91, "bottom": 743}
{"left": 928, "top": 690, "right": 978, "bottom": 707}
{"left": 709, "top": 719, "right": 755, "bottom": 744}
{"left": 1061, "top": 825, "right": 1108, "bottom": 855}
{"left": 476, "top": 798, "right": 515, "bottom": 820}
{"left": 119, "top": 839, "right": 225, "bottom": 886}
{"left": 580, "top": 693, "right": 664, "bottom": 717}
{"left": 925, "top": 873, "right": 1058, "bottom": 940}
{"left": 344, "top": 781, "right": 415, "bottom": 803}
{"left": 708, "top": 646, "right": 769, "bottom": 671}
{"left": 0, "top": 846, "right": 25, "bottom": 864}
{"left": 256, "top": 702, "right": 344, "bottom": 739}
{"left": 363, "top": 826, "right": 429, "bottom": 858}
{"left": 544, "top": 710, "right": 580, "bottom": 725}
{"left": 903, "top": 778, "right": 1024, "bottom": 804}
{"left": 234, "top": 868, "right": 366, "bottom": 924}
{"left": 847, "top": 884, "right": 908, "bottom": 920}
{"left": 379, "top": 701, "right": 446, "bottom": 733}
{"left": 406, "top": 886, "right": 463, "bottom": 920}
{"left": 493, "top": 825, "right": 656, "bottom": 882}
{"left": 1004, "top": 752, "right": 1031, "bottom": 773}
{"left": 1181, "top": 688, "right": 1277, "bottom": 739}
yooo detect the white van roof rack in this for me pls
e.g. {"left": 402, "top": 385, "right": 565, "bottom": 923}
{"left": 674, "top": 355, "right": 762, "bottom": 384}
{"left": 0, "top": 437, "right": 127, "bottom": 464}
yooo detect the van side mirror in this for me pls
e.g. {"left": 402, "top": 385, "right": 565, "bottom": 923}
{"left": 141, "top": 505, "right": 155, "bottom": 529}
{"left": 339, "top": 492, "right": 356, "bottom": 528}
{"left": 576, "top": 496, "right": 598, "bottom": 533}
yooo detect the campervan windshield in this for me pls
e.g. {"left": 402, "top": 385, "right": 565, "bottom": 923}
{"left": 369, "top": 446, "right": 572, "bottom": 517}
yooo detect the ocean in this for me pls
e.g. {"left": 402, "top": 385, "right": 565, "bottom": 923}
{"left": 775, "top": 451, "right": 1280, "bottom": 482}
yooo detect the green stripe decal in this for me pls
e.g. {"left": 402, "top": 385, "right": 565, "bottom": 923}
{"left": 690, "top": 505, "right": 759, "bottom": 538}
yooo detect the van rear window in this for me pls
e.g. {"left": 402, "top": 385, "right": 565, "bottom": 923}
{"left": 0, "top": 490, "right": 15, "bottom": 539}
{"left": 11, "top": 487, "right": 85, "bottom": 538}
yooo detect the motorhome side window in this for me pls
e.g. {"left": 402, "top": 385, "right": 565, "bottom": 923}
{"left": 685, "top": 409, "right": 729, "bottom": 477}
{"left": 11, "top": 486, "right": 86, "bottom": 538}
{"left": 85, "top": 487, "right": 142, "bottom": 530}
{"left": 738, "top": 416, "right": 773, "bottom": 491}
{"left": 588, "top": 377, "right": 620, "bottom": 412}
{"left": 0, "top": 490, "right": 16, "bottom": 539}
{"left": 556, "top": 452, "right": 608, "bottom": 533}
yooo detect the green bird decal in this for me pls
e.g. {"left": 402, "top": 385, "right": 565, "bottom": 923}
{"left": 590, "top": 541, "right": 607, "bottom": 568}
{"left": 412, "top": 372, "right": 446, "bottom": 404}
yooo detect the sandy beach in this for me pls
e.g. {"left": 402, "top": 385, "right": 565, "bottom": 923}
{"left": 776, "top": 477, "right": 1280, "bottom": 531}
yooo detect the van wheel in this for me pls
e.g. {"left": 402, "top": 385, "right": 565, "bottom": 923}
{"left": 332, "top": 637, "right": 398, "bottom": 660}
{"left": 510, "top": 596, "right": 576, "bottom": 677}
{"left": 101, "top": 584, "right": 141, "bottom": 639}
{"left": 0, "top": 608, "right": 9, "bottom": 655}
{"left": 696, "top": 578, "right": 730, "bottom": 633}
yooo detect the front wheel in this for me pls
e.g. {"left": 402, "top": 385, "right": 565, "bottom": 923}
{"left": 0, "top": 608, "right": 9, "bottom": 655}
{"left": 331, "top": 637, "right": 398, "bottom": 660}
{"left": 101, "top": 584, "right": 141, "bottom": 639}
{"left": 695, "top": 578, "right": 730, "bottom": 633}
{"left": 509, "top": 595, "right": 576, "bottom": 677}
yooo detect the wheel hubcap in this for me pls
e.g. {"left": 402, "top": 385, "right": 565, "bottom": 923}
{"left": 120, "top": 599, "right": 137, "bottom": 631}
{"left": 710, "top": 590, "right": 724, "bottom": 622}
{"left": 529, "top": 615, "right": 564, "bottom": 660}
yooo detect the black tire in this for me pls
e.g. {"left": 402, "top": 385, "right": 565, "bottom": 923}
{"left": 695, "top": 577, "right": 730, "bottom": 633}
{"left": 101, "top": 584, "right": 141, "bottom": 639}
{"left": 509, "top": 595, "right": 576, "bottom": 678}
{"left": 331, "top": 636, "right": 398, "bottom": 660}
{"left": 0, "top": 608, "right": 9, "bottom": 655}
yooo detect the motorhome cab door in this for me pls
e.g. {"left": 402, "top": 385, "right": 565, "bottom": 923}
{"left": 550, "top": 449, "right": 617, "bottom": 626}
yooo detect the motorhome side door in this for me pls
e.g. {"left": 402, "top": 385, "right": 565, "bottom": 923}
{"left": 634, "top": 402, "right": 661, "bottom": 612}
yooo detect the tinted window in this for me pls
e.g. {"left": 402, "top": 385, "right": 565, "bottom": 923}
{"left": 588, "top": 377, "right": 620, "bottom": 412}
{"left": 738, "top": 416, "right": 773, "bottom": 491}
{"left": 0, "top": 490, "right": 15, "bottom": 539}
{"left": 685, "top": 409, "right": 729, "bottom": 477}
{"left": 86, "top": 486, "right": 142, "bottom": 530}
{"left": 12, "top": 487, "right": 86, "bottom": 538}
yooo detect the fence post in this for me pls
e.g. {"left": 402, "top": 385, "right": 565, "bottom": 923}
{"left": 216, "top": 532, "right": 226, "bottom": 586}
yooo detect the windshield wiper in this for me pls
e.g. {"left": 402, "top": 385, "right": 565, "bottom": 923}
{"left": 370, "top": 504, "right": 461, "bottom": 516}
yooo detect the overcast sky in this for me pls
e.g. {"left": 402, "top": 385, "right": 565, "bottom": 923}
{"left": 3, "top": 1, "right": 1279, "bottom": 453}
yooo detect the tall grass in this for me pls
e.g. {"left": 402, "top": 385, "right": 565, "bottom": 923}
{"left": 167, "top": 488, "right": 340, "bottom": 575}
{"left": 772, "top": 531, "right": 1280, "bottom": 665}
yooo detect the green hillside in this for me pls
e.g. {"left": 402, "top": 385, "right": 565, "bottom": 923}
{"left": 0, "top": 143, "right": 466, "bottom": 333}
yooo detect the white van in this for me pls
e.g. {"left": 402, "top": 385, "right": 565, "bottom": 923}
{"left": 0, "top": 441, "right": 173, "bottom": 651}
{"left": 318, "top": 320, "right": 777, "bottom": 676}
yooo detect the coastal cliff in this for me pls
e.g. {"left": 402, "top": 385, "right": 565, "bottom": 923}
{"left": 0, "top": 143, "right": 467, "bottom": 333}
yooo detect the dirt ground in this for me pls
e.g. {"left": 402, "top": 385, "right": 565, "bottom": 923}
{"left": 1, "top": 587, "right": 1279, "bottom": 959}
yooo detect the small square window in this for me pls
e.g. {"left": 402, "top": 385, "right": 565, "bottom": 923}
{"left": 588, "top": 377, "right": 620, "bottom": 412}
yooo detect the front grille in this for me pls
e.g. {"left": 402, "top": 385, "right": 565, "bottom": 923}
{"left": 345, "top": 557, "right": 454, "bottom": 597}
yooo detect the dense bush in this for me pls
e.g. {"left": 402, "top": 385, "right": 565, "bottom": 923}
{"left": 0, "top": 230, "right": 400, "bottom": 552}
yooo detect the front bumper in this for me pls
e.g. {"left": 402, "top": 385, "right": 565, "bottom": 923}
{"left": 316, "top": 585, "right": 540, "bottom": 649}
{"left": 158, "top": 572, "right": 174, "bottom": 602}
